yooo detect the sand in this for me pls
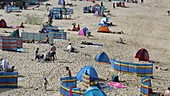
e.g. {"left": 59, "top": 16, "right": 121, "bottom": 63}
{"left": 0, "top": 0, "right": 170, "bottom": 96}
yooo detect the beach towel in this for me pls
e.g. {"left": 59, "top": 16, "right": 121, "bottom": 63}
{"left": 107, "top": 82, "right": 126, "bottom": 89}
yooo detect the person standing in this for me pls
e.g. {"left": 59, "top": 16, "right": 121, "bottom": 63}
{"left": 164, "top": 87, "right": 170, "bottom": 96}
{"left": 66, "top": 66, "right": 72, "bottom": 77}
{"left": 44, "top": 77, "right": 48, "bottom": 91}
{"left": 1, "top": 59, "right": 9, "bottom": 72}
{"left": 141, "top": 0, "right": 143, "bottom": 3}
{"left": 50, "top": 44, "right": 56, "bottom": 62}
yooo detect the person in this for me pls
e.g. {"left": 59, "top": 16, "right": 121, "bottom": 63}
{"left": 59, "top": 9, "right": 63, "bottom": 19}
{"left": 103, "top": 20, "right": 113, "bottom": 26}
{"left": 1, "top": 59, "right": 9, "bottom": 71}
{"left": 66, "top": 66, "right": 72, "bottom": 77}
{"left": 50, "top": 44, "right": 56, "bottom": 62}
{"left": 44, "top": 77, "right": 48, "bottom": 91}
{"left": 35, "top": 48, "right": 40, "bottom": 60}
{"left": 64, "top": 8, "right": 67, "bottom": 19}
{"left": 67, "top": 23, "right": 78, "bottom": 31}
{"left": 164, "top": 87, "right": 170, "bottom": 96}
{"left": 101, "top": 2, "right": 103, "bottom": 6}
{"left": 86, "top": 29, "right": 91, "bottom": 39}
{"left": 67, "top": 43, "right": 74, "bottom": 52}
{"left": 167, "top": 11, "right": 170, "bottom": 16}
{"left": 43, "top": 50, "right": 49, "bottom": 61}
{"left": 20, "top": 22, "right": 25, "bottom": 28}
{"left": 41, "top": 35, "right": 49, "bottom": 44}
{"left": 89, "top": 6, "right": 93, "bottom": 13}
{"left": 141, "top": 0, "right": 143, "bottom": 3}
{"left": 101, "top": 12, "right": 106, "bottom": 17}
{"left": 113, "top": 3, "right": 115, "bottom": 9}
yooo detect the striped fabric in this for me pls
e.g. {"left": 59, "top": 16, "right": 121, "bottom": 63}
{"left": 0, "top": 36, "right": 22, "bottom": 51}
{"left": 0, "top": 72, "right": 18, "bottom": 88}
{"left": 50, "top": 7, "right": 73, "bottom": 19}
{"left": 60, "top": 77, "right": 81, "bottom": 96}
{"left": 140, "top": 77, "right": 152, "bottom": 96}
{"left": 7, "top": 7, "right": 20, "bottom": 12}
{"left": 82, "top": 74, "right": 90, "bottom": 88}
{"left": 45, "top": 28, "right": 67, "bottom": 40}
{"left": 21, "top": 32, "right": 54, "bottom": 43}
{"left": 111, "top": 60, "right": 153, "bottom": 77}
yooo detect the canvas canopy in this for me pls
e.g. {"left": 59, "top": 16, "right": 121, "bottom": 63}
{"left": 9, "top": 29, "right": 20, "bottom": 37}
{"left": 58, "top": 0, "right": 65, "bottom": 5}
{"left": 95, "top": 52, "right": 110, "bottom": 64}
{"left": 84, "top": 86, "right": 107, "bottom": 96}
{"left": 135, "top": 48, "right": 149, "bottom": 61}
{"left": 78, "top": 27, "right": 88, "bottom": 36}
{"left": 94, "top": 11, "right": 101, "bottom": 17}
{"left": 97, "top": 26, "right": 110, "bottom": 33}
{"left": 76, "top": 66, "right": 98, "bottom": 82}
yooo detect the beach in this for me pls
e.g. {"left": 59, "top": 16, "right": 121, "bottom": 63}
{"left": 0, "top": 0, "right": 170, "bottom": 96}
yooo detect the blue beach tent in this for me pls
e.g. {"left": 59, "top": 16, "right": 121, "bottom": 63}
{"left": 95, "top": 52, "right": 110, "bottom": 64}
{"left": 76, "top": 66, "right": 98, "bottom": 82}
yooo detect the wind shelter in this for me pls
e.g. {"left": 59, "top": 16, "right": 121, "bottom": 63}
{"left": 78, "top": 27, "right": 88, "bottom": 36}
{"left": 97, "top": 26, "right": 110, "bottom": 33}
{"left": 135, "top": 48, "right": 149, "bottom": 61}
{"left": 95, "top": 52, "right": 110, "bottom": 64}
{"left": 76, "top": 66, "right": 98, "bottom": 82}
{"left": 84, "top": 86, "right": 107, "bottom": 96}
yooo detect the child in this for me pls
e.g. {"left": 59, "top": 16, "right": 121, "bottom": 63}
{"left": 44, "top": 77, "right": 48, "bottom": 91}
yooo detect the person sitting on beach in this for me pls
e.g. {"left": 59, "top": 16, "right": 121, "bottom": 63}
{"left": 167, "top": 11, "right": 170, "bottom": 16}
{"left": 66, "top": 3, "right": 73, "bottom": 7}
{"left": 40, "top": 35, "right": 49, "bottom": 44}
{"left": 43, "top": 50, "right": 49, "bottom": 61}
{"left": 116, "top": 38, "right": 125, "bottom": 44}
{"left": 67, "top": 23, "right": 80, "bottom": 31}
{"left": 66, "top": 66, "right": 72, "bottom": 77}
{"left": 1, "top": 58, "right": 15, "bottom": 72}
{"left": 20, "top": 22, "right": 25, "bottom": 28}
{"left": 67, "top": 43, "right": 75, "bottom": 52}
{"left": 101, "top": 12, "right": 106, "bottom": 17}
{"left": 164, "top": 87, "right": 170, "bottom": 96}
{"left": 50, "top": 44, "right": 56, "bottom": 62}
{"left": 103, "top": 20, "right": 113, "bottom": 26}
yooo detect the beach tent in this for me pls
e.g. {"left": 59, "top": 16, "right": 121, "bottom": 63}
{"left": 78, "top": 27, "right": 88, "bottom": 36}
{"left": 95, "top": 52, "right": 110, "bottom": 64}
{"left": 135, "top": 48, "right": 149, "bottom": 61}
{"left": 94, "top": 11, "right": 101, "bottom": 17}
{"left": 97, "top": 26, "right": 110, "bottom": 33}
{"left": 98, "top": 17, "right": 108, "bottom": 26}
{"left": 0, "top": 19, "right": 7, "bottom": 28}
{"left": 76, "top": 66, "right": 98, "bottom": 82}
{"left": 93, "top": 4, "right": 100, "bottom": 7}
{"left": 84, "top": 86, "right": 107, "bottom": 96}
{"left": 9, "top": 29, "right": 20, "bottom": 37}
{"left": 58, "top": 0, "right": 65, "bottom": 5}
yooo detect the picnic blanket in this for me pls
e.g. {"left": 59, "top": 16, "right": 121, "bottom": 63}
{"left": 107, "top": 82, "right": 126, "bottom": 89}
